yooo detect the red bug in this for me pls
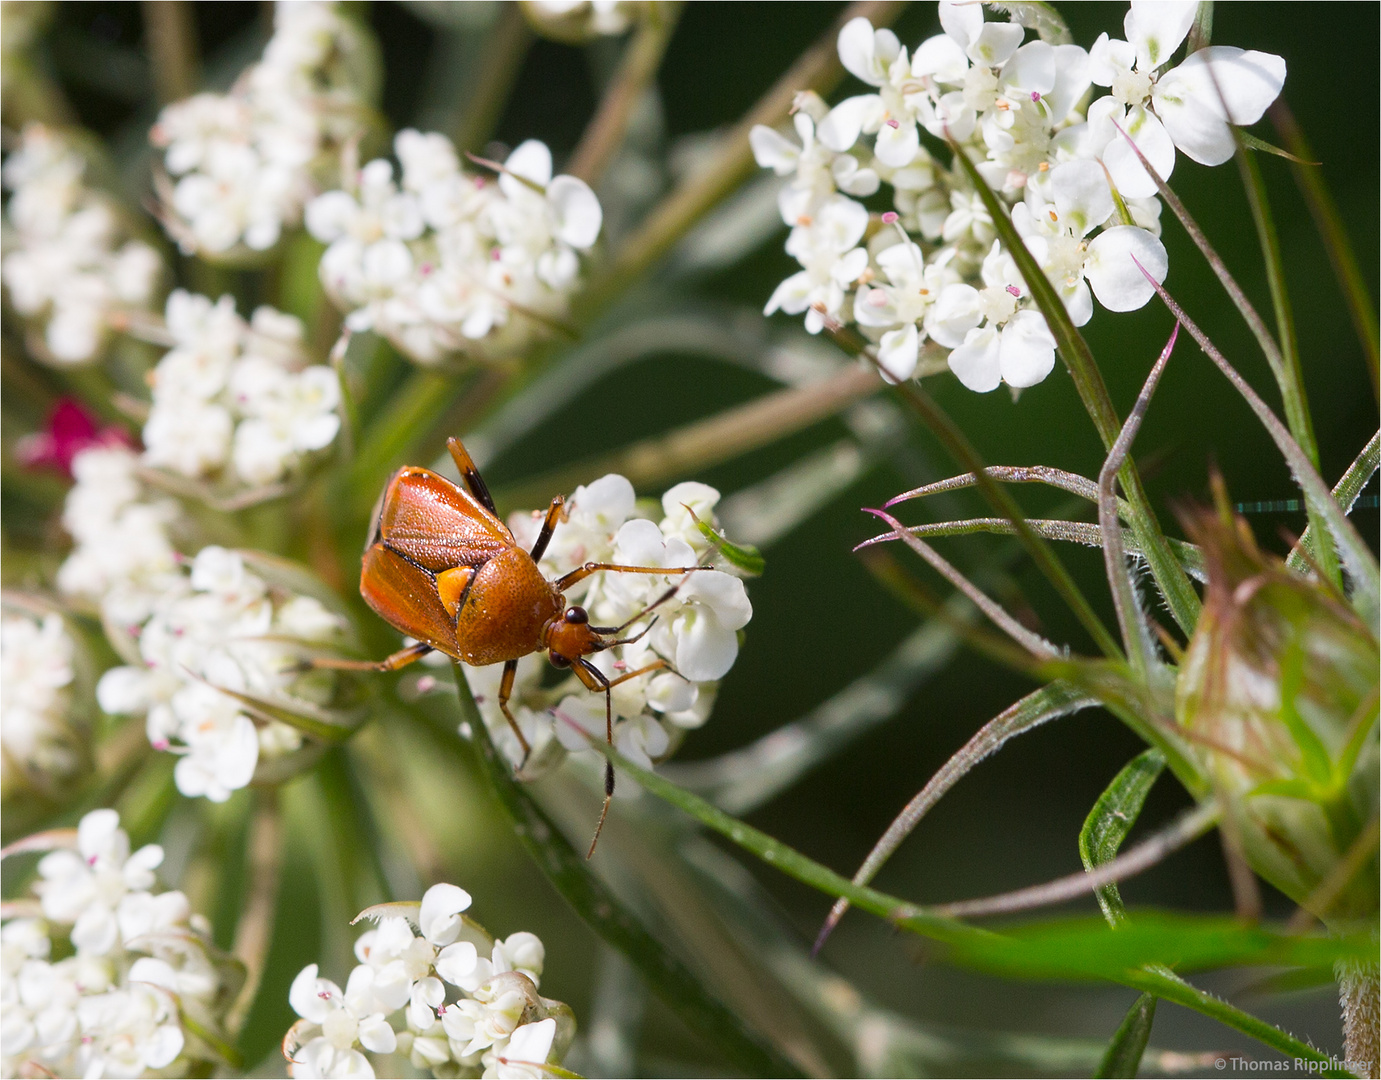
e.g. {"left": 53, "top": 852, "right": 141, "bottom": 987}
{"left": 321, "top": 437, "right": 704, "bottom": 854}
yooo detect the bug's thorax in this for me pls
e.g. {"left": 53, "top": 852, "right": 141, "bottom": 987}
{"left": 543, "top": 604, "right": 603, "bottom": 666}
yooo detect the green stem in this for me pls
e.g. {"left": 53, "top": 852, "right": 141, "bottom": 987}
{"left": 449, "top": 672, "right": 805, "bottom": 1078}
{"left": 949, "top": 143, "right": 1202, "bottom": 636}
{"left": 450, "top": 5, "right": 533, "bottom": 153}
{"left": 567, "top": 5, "right": 683, "bottom": 185}
{"left": 1237, "top": 146, "right": 1341, "bottom": 589}
{"left": 1271, "top": 102, "right": 1380, "bottom": 401}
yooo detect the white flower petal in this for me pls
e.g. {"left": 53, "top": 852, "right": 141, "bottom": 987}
{"left": 547, "top": 175, "right": 602, "bottom": 249}
{"left": 358, "top": 1015, "right": 397, "bottom": 1055}
{"left": 947, "top": 326, "right": 1002, "bottom": 392}
{"left": 419, "top": 883, "right": 472, "bottom": 946}
{"left": 1050, "top": 159, "right": 1113, "bottom": 238}
{"left": 816, "top": 95, "right": 877, "bottom": 153}
{"left": 1084, "top": 225, "right": 1167, "bottom": 311}
{"left": 1126, "top": 0, "right": 1197, "bottom": 70}
{"left": 874, "top": 120, "right": 921, "bottom": 168}
{"left": 877, "top": 323, "right": 919, "bottom": 384}
{"left": 1155, "top": 47, "right": 1286, "bottom": 166}
{"left": 998, "top": 311, "right": 1057, "bottom": 389}
{"left": 749, "top": 125, "right": 800, "bottom": 173}
{"left": 1104, "top": 106, "right": 1176, "bottom": 199}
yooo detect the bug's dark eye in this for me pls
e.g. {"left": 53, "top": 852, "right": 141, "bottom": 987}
{"left": 549, "top": 653, "right": 571, "bottom": 668}
{"left": 565, "top": 606, "right": 588, "bottom": 624}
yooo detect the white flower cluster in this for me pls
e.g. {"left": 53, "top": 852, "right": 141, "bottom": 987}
{"left": 142, "top": 290, "right": 341, "bottom": 488}
{"left": 285, "top": 883, "right": 574, "bottom": 1079}
{"left": 468, "top": 476, "right": 752, "bottom": 777}
{"left": 57, "top": 444, "right": 185, "bottom": 627}
{"left": 1, "top": 124, "right": 163, "bottom": 365}
{"left": 306, "top": 131, "right": 602, "bottom": 364}
{"left": 752, "top": 1, "right": 1285, "bottom": 393}
{"left": 150, "top": 1, "right": 373, "bottom": 256}
{"left": 96, "top": 546, "right": 347, "bottom": 802}
{"left": 1, "top": 809, "right": 232, "bottom": 1079}
{"left": 0, "top": 611, "right": 84, "bottom": 795}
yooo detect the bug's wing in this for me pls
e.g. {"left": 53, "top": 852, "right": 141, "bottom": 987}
{"left": 377, "top": 467, "right": 515, "bottom": 572}
{"left": 360, "top": 543, "right": 462, "bottom": 657}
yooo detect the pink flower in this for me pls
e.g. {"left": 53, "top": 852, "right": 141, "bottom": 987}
{"left": 15, "top": 398, "right": 134, "bottom": 478}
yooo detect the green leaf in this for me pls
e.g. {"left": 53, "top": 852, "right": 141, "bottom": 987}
{"left": 1096, "top": 993, "right": 1156, "bottom": 1079}
{"left": 1079, "top": 749, "right": 1166, "bottom": 927}
{"left": 450, "top": 671, "right": 805, "bottom": 1078}
{"left": 690, "top": 511, "right": 765, "bottom": 576}
{"left": 1237, "top": 130, "right": 1319, "bottom": 165}
{"left": 198, "top": 681, "right": 365, "bottom": 745}
{"left": 943, "top": 912, "right": 1370, "bottom": 981}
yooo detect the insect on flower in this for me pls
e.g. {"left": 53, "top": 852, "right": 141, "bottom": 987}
{"left": 319, "top": 438, "right": 705, "bottom": 854}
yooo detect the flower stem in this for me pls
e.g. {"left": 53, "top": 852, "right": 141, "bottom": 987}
{"left": 580, "top": 0, "right": 908, "bottom": 315}
{"left": 141, "top": 1, "right": 200, "bottom": 104}
{"left": 450, "top": 4, "right": 533, "bottom": 153}
{"left": 567, "top": 4, "right": 683, "bottom": 185}
{"left": 1237, "top": 145, "right": 1341, "bottom": 589}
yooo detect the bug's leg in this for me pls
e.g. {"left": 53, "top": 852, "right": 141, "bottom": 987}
{"left": 528, "top": 495, "right": 566, "bottom": 563}
{"left": 589, "top": 580, "right": 692, "bottom": 641}
{"left": 312, "top": 641, "right": 433, "bottom": 672}
{"left": 604, "top": 658, "right": 670, "bottom": 689}
{"left": 496, "top": 658, "right": 533, "bottom": 768}
{"left": 554, "top": 562, "right": 708, "bottom": 592}
{"left": 447, "top": 437, "right": 497, "bottom": 515}
{"left": 573, "top": 658, "right": 615, "bottom": 858}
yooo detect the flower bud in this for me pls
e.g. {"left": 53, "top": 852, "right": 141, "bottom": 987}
{"left": 1176, "top": 495, "right": 1378, "bottom": 925}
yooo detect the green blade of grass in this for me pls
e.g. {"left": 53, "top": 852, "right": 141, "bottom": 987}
{"left": 1237, "top": 143, "right": 1340, "bottom": 589}
{"left": 1095, "top": 993, "right": 1157, "bottom": 1079}
{"left": 1289, "top": 429, "right": 1380, "bottom": 573}
{"left": 1079, "top": 749, "right": 1167, "bottom": 927}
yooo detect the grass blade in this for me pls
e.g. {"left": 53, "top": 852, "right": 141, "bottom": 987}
{"left": 1237, "top": 142, "right": 1339, "bottom": 588}
{"left": 1096, "top": 993, "right": 1157, "bottom": 1079}
{"left": 1289, "top": 429, "right": 1380, "bottom": 573}
{"left": 1079, "top": 749, "right": 1167, "bottom": 927}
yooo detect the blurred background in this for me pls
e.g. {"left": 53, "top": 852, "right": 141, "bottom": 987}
{"left": 3, "top": 2, "right": 1377, "bottom": 1075}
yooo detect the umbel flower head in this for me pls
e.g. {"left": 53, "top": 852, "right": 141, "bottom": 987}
{"left": 1176, "top": 490, "right": 1379, "bottom": 925}
{"left": 284, "top": 883, "right": 574, "bottom": 1079}
{"left": 752, "top": 1, "right": 1284, "bottom": 394}
{"left": 1, "top": 808, "right": 238, "bottom": 1079}
{"left": 307, "top": 130, "right": 602, "bottom": 365}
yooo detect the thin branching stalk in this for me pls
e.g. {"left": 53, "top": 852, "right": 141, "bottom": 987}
{"left": 870, "top": 367, "right": 1126, "bottom": 659}
{"left": 857, "top": 517, "right": 1207, "bottom": 582}
{"left": 1099, "top": 325, "right": 1178, "bottom": 677}
{"left": 1142, "top": 271, "right": 1380, "bottom": 625}
{"left": 495, "top": 363, "right": 880, "bottom": 512}
{"left": 932, "top": 802, "right": 1219, "bottom": 919}
{"left": 890, "top": 465, "right": 1111, "bottom": 512}
{"left": 948, "top": 136, "right": 1202, "bottom": 636}
{"left": 445, "top": 671, "right": 807, "bottom": 1078}
{"left": 866, "top": 507, "right": 1061, "bottom": 659}
{"left": 1271, "top": 102, "right": 1380, "bottom": 399}
{"left": 141, "top": 1, "right": 200, "bottom": 104}
{"left": 567, "top": 5, "right": 683, "bottom": 184}
{"left": 817, "top": 682, "right": 1096, "bottom": 950}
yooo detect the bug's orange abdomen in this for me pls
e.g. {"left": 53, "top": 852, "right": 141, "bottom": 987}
{"left": 453, "top": 547, "right": 563, "bottom": 666}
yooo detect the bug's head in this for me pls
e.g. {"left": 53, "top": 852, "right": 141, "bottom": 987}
{"left": 546, "top": 605, "right": 602, "bottom": 667}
